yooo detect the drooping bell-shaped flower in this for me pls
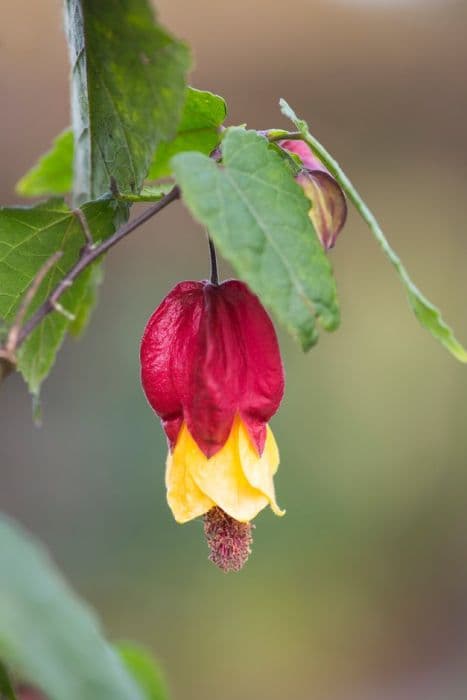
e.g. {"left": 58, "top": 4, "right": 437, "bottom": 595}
{"left": 281, "top": 139, "right": 347, "bottom": 250}
{"left": 140, "top": 279, "right": 285, "bottom": 571}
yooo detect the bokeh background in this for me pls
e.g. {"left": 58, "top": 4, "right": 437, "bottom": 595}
{"left": 2, "top": 1, "right": 467, "bottom": 698}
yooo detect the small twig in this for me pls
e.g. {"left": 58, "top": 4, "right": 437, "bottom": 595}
{"left": 0, "top": 251, "right": 63, "bottom": 383}
{"left": 73, "top": 208, "right": 94, "bottom": 247}
{"left": 15, "top": 185, "right": 180, "bottom": 348}
{"left": 3, "top": 251, "right": 63, "bottom": 356}
{"left": 51, "top": 301, "right": 76, "bottom": 321}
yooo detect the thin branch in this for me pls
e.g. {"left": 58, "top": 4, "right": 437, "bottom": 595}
{"left": 0, "top": 250, "right": 64, "bottom": 384}
{"left": 6, "top": 252, "right": 63, "bottom": 354}
{"left": 1, "top": 251, "right": 61, "bottom": 382}
{"left": 15, "top": 185, "right": 180, "bottom": 348}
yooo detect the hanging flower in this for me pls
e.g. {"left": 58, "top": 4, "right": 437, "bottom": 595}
{"left": 140, "top": 279, "right": 285, "bottom": 571}
{"left": 281, "top": 139, "right": 347, "bottom": 250}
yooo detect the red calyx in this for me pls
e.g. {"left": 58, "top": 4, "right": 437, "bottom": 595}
{"left": 140, "top": 280, "right": 284, "bottom": 457}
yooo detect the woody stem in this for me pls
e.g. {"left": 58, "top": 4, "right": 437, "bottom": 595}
{"left": 15, "top": 185, "right": 180, "bottom": 349}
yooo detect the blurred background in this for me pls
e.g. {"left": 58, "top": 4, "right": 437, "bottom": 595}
{"left": 2, "top": 1, "right": 467, "bottom": 698}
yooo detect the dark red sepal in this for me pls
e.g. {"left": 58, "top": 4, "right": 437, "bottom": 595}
{"left": 140, "top": 280, "right": 284, "bottom": 457}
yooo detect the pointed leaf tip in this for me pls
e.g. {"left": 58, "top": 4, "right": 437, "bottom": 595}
{"left": 280, "top": 98, "right": 467, "bottom": 363}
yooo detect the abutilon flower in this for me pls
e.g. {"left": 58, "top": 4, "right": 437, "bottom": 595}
{"left": 140, "top": 279, "right": 285, "bottom": 571}
{"left": 281, "top": 139, "right": 347, "bottom": 250}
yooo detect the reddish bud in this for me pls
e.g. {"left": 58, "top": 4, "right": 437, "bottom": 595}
{"left": 280, "top": 139, "right": 327, "bottom": 173}
{"left": 281, "top": 140, "right": 347, "bottom": 250}
{"left": 296, "top": 170, "right": 347, "bottom": 250}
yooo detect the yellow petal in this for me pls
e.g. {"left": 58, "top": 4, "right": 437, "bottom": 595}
{"left": 165, "top": 424, "right": 215, "bottom": 523}
{"left": 237, "top": 422, "right": 285, "bottom": 517}
{"left": 187, "top": 418, "right": 269, "bottom": 522}
{"left": 165, "top": 417, "right": 284, "bottom": 524}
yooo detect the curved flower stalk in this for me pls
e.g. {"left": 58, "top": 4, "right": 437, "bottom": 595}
{"left": 140, "top": 279, "right": 285, "bottom": 571}
{"left": 281, "top": 139, "right": 347, "bottom": 250}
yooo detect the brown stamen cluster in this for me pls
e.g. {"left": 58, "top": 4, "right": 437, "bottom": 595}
{"left": 203, "top": 507, "right": 253, "bottom": 572}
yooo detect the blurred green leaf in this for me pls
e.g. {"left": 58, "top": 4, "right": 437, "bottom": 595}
{"left": 280, "top": 98, "right": 467, "bottom": 363}
{"left": 16, "top": 131, "right": 73, "bottom": 198}
{"left": 0, "top": 660, "right": 17, "bottom": 700}
{"left": 64, "top": 0, "right": 190, "bottom": 202}
{"left": 116, "top": 643, "right": 170, "bottom": 700}
{"left": 0, "top": 514, "right": 143, "bottom": 700}
{"left": 172, "top": 127, "right": 340, "bottom": 350}
{"left": 0, "top": 198, "right": 116, "bottom": 393}
{"left": 148, "top": 87, "right": 226, "bottom": 180}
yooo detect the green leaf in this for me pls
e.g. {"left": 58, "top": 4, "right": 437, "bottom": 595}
{"left": 116, "top": 643, "right": 170, "bottom": 700}
{"left": 148, "top": 87, "right": 226, "bottom": 180}
{"left": 0, "top": 660, "right": 17, "bottom": 700}
{"left": 0, "top": 198, "right": 116, "bottom": 393}
{"left": 64, "top": 0, "right": 190, "bottom": 202}
{"left": 16, "top": 87, "right": 225, "bottom": 201}
{"left": 172, "top": 128, "right": 340, "bottom": 350}
{"left": 279, "top": 98, "right": 467, "bottom": 363}
{"left": 16, "top": 131, "right": 74, "bottom": 198}
{"left": 69, "top": 262, "right": 103, "bottom": 337}
{"left": 0, "top": 514, "right": 143, "bottom": 700}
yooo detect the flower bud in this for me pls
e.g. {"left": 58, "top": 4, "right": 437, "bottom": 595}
{"left": 281, "top": 139, "right": 347, "bottom": 250}
{"left": 280, "top": 139, "right": 328, "bottom": 173}
{"left": 140, "top": 280, "right": 285, "bottom": 570}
